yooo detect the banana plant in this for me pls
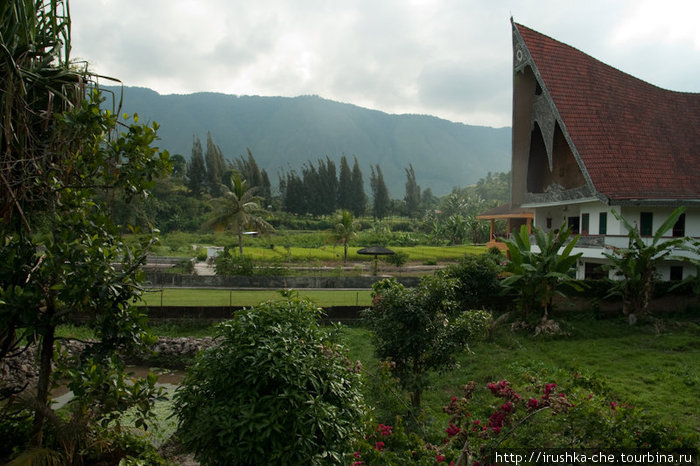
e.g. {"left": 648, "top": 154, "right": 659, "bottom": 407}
{"left": 501, "top": 224, "right": 583, "bottom": 320}
{"left": 603, "top": 207, "right": 686, "bottom": 321}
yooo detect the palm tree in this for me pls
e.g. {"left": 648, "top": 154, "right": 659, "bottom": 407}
{"left": 329, "top": 209, "right": 361, "bottom": 261}
{"left": 206, "top": 173, "right": 273, "bottom": 255}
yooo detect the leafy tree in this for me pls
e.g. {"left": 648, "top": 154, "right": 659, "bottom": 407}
{"left": 363, "top": 276, "right": 490, "bottom": 408}
{"left": 170, "top": 153, "right": 187, "bottom": 177}
{"left": 0, "top": 2, "right": 171, "bottom": 455}
{"left": 603, "top": 207, "right": 686, "bottom": 323}
{"left": 205, "top": 173, "right": 273, "bottom": 255}
{"left": 501, "top": 225, "right": 583, "bottom": 321}
{"left": 350, "top": 156, "right": 367, "bottom": 216}
{"left": 329, "top": 209, "right": 361, "bottom": 261}
{"left": 370, "top": 164, "right": 391, "bottom": 219}
{"left": 174, "top": 297, "right": 365, "bottom": 465}
{"left": 186, "top": 136, "right": 207, "bottom": 195}
{"left": 404, "top": 163, "right": 421, "bottom": 218}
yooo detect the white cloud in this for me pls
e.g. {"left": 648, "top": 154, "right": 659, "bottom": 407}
{"left": 69, "top": 0, "right": 700, "bottom": 128}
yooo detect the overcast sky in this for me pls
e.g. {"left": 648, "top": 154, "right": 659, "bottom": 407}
{"left": 70, "top": 0, "right": 700, "bottom": 128}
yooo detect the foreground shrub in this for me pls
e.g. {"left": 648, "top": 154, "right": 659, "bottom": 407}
{"left": 353, "top": 373, "right": 697, "bottom": 465}
{"left": 363, "top": 276, "right": 490, "bottom": 408}
{"left": 445, "top": 253, "right": 502, "bottom": 309}
{"left": 173, "top": 297, "right": 365, "bottom": 465}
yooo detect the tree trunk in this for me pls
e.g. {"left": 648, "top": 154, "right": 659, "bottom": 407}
{"left": 30, "top": 309, "right": 56, "bottom": 448}
{"left": 238, "top": 229, "right": 243, "bottom": 255}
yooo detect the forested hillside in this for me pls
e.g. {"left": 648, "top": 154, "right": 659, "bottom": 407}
{"left": 108, "top": 86, "right": 510, "bottom": 197}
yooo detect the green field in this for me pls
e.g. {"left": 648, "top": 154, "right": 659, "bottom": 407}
{"left": 139, "top": 288, "right": 373, "bottom": 307}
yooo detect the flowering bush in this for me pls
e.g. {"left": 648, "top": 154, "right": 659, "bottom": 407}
{"left": 352, "top": 373, "right": 696, "bottom": 465}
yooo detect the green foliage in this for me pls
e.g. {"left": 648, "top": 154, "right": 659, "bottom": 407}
{"left": 363, "top": 277, "right": 490, "bottom": 407}
{"left": 185, "top": 136, "right": 206, "bottom": 195}
{"left": 195, "top": 248, "right": 208, "bottom": 262}
{"left": 205, "top": 172, "right": 274, "bottom": 254}
{"left": 214, "top": 248, "right": 255, "bottom": 275}
{"left": 174, "top": 298, "right": 366, "bottom": 465}
{"left": 403, "top": 164, "right": 421, "bottom": 218}
{"left": 501, "top": 224, "right": 583, "bottom": 320}
{"left": 0, "top": 1, "right": 170, "bottom": 454}
{"left": 603, "top": 207, "right": 687, "bottom": 319}
{"left": 370, "top": 164, "right": 391, "bottom": 219}
{"left": 383, "top": 250, "right": 409, "bottom": 268}
{"left": 328, "top": 209, "right": 361, "bottom": 261}
{"left": 445, "top": 253, "right": 502, "bottom": 309}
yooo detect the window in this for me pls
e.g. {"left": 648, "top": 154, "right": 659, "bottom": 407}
{"left": 670, "top": 266, "right": 683, "bottom": 281}
{"left": 546, "top": 217, "right": 552, "bottom": 229}
{"left": 599, "top": 212, "right": 607, "bottom": 235}
{"left": 581, "top": 213, "right": 589, "bottom": 235}
{"left": 640, "top": 212, "right": 653, "bottom": 236}
{"left": 585, "top": 262, "right": 606, "bottom": 280}
{"left": 672, "top": 214, "right": 686, "bottom": 237}
{"left": 567, "top": 216, "right": 580, "bottom": 234}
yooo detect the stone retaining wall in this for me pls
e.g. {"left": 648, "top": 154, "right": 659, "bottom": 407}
{"left": 0, "top": 337, "right": 216, "bottom": 396}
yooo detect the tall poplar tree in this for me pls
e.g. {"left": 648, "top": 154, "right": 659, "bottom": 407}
{"left": 349, "top": 157, "right": 367, "bottom": 216}
{"left": 370, "top": 164, "right": 390, "bottom": 219}
{"left": 337, "top": 155, "right": 353, "bottom": 210}
{"left": 404, "top": 163, "right": 421, "bottom": 218}
{"left": 317, "top": 157, "right": 338, "bottom": 215}
{"left": 205, "top": 132, "right": 227, "bottom": 196}
{"left": 186, "top": 136, "right": 206, "bottom": 195}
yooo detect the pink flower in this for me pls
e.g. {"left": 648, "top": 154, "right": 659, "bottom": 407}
{"left": 374, "top": 441, "right": 385, "bottom": 451}
{"left": 527, "top": 398, "right": 539, "bottom": 410}
{"left": 445, "top": 422, "right": 461, "bottom": 437}
{"left": 354, "top": 451, "right": 361, "bottom": 459}
{"left": 610, "top": 401, "right": 618, "bottom": 411}
{"left": 436, "top": 454, "right": 446, "bottom": 462}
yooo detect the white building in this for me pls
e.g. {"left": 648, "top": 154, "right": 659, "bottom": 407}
{"left": 487, "top": 21, "right": 700, "bottom": 281}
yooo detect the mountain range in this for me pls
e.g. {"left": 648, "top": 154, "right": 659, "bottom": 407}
{"left": 108, "top": 86, "right": 511, "bottom": 197}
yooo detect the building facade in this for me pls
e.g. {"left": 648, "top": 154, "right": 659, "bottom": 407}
{"left": 509, "top": 21, "right": 700, "bottom": 280}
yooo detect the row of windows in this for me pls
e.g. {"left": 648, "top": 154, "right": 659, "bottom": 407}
{"left": 548, "top": 212, "right": 686, "bottom": 237}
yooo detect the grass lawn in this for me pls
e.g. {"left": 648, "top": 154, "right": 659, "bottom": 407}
{"left": 139, "top": 288, "right": 373, "bottom": 307}
{"left": 338, "top": 312, "right": 700, "bottom": 439}
{"left": 55, "top": 310, "right": 699, "bottom": 445}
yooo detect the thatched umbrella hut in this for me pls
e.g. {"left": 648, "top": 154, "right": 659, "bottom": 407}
{"left": 357, "top": 246, "right": 395, "bottom": 276}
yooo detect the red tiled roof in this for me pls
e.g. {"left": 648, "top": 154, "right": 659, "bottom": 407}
{"left": 515, "top": 23, "right": 700, "bottom": 201}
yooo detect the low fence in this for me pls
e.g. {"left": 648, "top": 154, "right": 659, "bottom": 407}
{"left": 138, "top": 305, "right": 365, "bottom": 324}
{"left": 144, "top": 273, "right": 420, "bottom": 289}
{"left": 135, "top": 293, "right": 699, "bottom": 325}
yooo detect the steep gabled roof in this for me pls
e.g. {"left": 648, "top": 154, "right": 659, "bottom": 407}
{"left": 514, "top": 22, "right": 700, "bottom": 202}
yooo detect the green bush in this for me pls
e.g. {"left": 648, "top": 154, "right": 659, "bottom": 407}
{"left": 362, "top": 276, "right": 490, "bottom": 407}
{"left": 195, "top": 248, "right": 208, "bottom": 262}
{"left": 383, "top": 250, "right": 409, "bottom": 268}
{"left": 173, "top": 298, "right": 366, "bottom": 465}
{"left": 214, "top": 248, "right": 255, "bottom": 275}
{"left": 445, "top": 253, "right": 502, "bottom": 309}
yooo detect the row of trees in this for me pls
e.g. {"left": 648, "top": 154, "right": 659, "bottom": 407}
{"left": 179, "top": 134, "right": 494, "bottom": 220}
